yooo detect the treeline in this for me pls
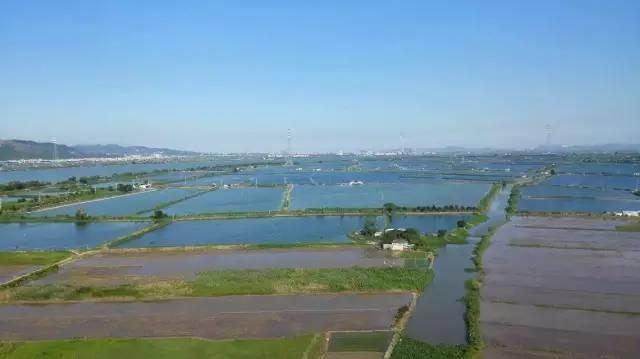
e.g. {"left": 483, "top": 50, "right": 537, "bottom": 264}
{"left": 0, "top": 181, "right": 49, "bottom": 192}
{"left": 383, "top": 202, "right": 476, "bottom": 213}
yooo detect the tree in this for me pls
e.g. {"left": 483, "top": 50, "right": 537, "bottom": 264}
{"left": 360, "top": 217, "right": 378, "bottom": 237}
{"left": 75, "top": 208, "right": 89, "bottom": 221}
{"left": 437, "top": 229, "right": 447, "bottom": 238}
{"left": 457, "top": 220, "right": 467, "bottom": 228}
{"left": 151, "top": 210, "right": 168, "bottom": 220}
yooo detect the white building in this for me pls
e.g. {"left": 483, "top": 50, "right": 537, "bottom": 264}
{"left": 382, "top": 239, "right": 413, "bottom": 251}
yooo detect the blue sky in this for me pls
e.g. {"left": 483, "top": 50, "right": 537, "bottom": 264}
{"left": 1, "top": 1, "right": 639, "bottom": 152}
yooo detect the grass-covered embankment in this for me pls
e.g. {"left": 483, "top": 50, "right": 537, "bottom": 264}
{"left": 505, "top": 185, "right": 520, "bottom": 217}
{"left": 0, "top": 335, "right": 318, "bottom": 359}
{"left": 7, "top": 267, "right": 432, "bottom": 302}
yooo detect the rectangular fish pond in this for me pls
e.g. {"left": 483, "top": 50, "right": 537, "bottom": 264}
{"left": 0, "top": 222, "right": 147, "bottom": 251}
{"left": 163, "top": 187, "right": 284, "bottom": 215}
{"left": 290, "top": 182, "right": 490, "bottom": 209}
{"left": 32, "top": 188, "right": 198, "bottom": 217}
{"left": 117, "top": 215, "right": 469, "bottom": 248}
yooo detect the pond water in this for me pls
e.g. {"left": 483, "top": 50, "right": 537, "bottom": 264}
{"left": 163, "top": 187, "right": 283, "bottom": 214}
{"left": 406, "top": 186, "right": 511, "bottom": 344}
{"left": 290, "top": 183, "right": 490, "bottom": 209}
{"left": 519, "top": 197, "right": 640, "bottom": 213}
{"left": 545, "top": 174, "right": 639, "bottom": 190}
{"left": 119, "top": 215, "right": 465, "bottom": 248}
{"left": 0, "top": 222, "right": 146, "bottom": 251}
{"left": 33, "top": 188, "right": 196, "bottom": 217}
{"left": 557, "top": 163, "right": 640, "bottom": 176}
{"left": 521, "top": 184, "right": 634, "bottom": 200}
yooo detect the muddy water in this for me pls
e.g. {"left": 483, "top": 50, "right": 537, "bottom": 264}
{"left": 405, "top": 186, "right": 511, "bottom": 344}
{"left": 0, "top": 293, "right": 411, "bottom": 340}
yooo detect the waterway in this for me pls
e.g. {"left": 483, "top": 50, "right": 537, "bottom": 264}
{"left": 405, "top": 185, "right": 510, "bottom": 344}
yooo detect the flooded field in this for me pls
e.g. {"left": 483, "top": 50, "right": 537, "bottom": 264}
{"left": 545, "top": 174, "right": 639, "bottom": 190}
{"left": 519, "top": 183, "right": 640, "bottom": 213}
{"left": 33, "top": 188, "right": 197, "bottom": 217}
{"left": 0, "top": 222, "right": 146, "bottom": 251}
{"left": 34, "top": 247, "right": 404, "bottom": 286}
{"left": 519, "top": 197, "right": 640, "bottom": 213}
{"left": 163, "top": 187, "right": 283, "bottom": 214}
{"left": 0, "top": 265, "right": 40, "bottom": 283}
{"left": 118, "top": 215, "right": 465, "bottom": 248}
{"left": 290, "top": 182, "right": 490, "bottom": 209}
{"left": 480, "top": 216, "right": 640, "bottom": 358}
{"left": 0, "top": 293, "right": 411, "bottom": 340}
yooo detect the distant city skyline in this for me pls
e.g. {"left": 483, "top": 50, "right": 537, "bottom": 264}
{"left": 1, "top": 1, "right": 639, "bottom": 153}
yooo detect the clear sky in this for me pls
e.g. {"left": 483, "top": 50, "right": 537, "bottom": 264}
{"left": 1, "top": 1, "right": 639, "bottom": 153}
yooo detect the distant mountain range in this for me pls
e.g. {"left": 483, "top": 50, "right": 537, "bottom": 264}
{"left": 0, "top": 139, "right": 199, "bottom": 160}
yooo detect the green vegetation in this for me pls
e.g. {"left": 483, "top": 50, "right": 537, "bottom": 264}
{"left": 0, "top": 188, "right": 127, "bottom": 214}
{"left": 0, "top": 251, "right": 70, "bottom": 266}
{"left": 190, "top": 267, "right": 431, "bottom": 296}
{"left": 104, "top": 221, "right": 171, "bottom": 248}
{"left": 477, "top": 182, "right": 502, "bottom": 213}
{"left": 329, "top": 331, "right": 391, "bottom": 352}
{"left": 505, "top": 185, "right": 520, "bottom": 217}
{"left": 150, "top": 210, "right": 169, "bottom": 220}
{"left": 464, "top": 279, "right": 482, "bottom": 356}
{"left": 136, "top": 190, "right": 210, "bottom": 215}
{"left": 0, "top": 335, "right": 316, "bottom": 359}
{"left": 390, "top": 336, "right": 466, "bottom": 359}
{"left": 8, "top": 267, "right": 432, "bottom": 301}
{"left": 0, "top": 181, "right": 49, "bottom": 194}
{"left": 615, "top": 222, "right": 640, "bottom": 232}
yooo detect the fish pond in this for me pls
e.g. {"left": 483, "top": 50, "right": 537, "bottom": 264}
{"left": 290, "top": 182, "right": 490, "bottom": 209}
{"left": 118, "top": 215, "right": 468, "bottom": 248}
{"left": 163, "top": 187, "right": 284, "bottom": 214}
{"left": 33, "top": 188, "right": 197, "bottom": 217}
{"left": 0, "top": 222, "right": 146, "bottom": 251}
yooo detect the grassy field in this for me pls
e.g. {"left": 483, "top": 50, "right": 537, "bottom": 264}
{"left": 390, "top": 336, "right": 466, "bottom": 359}
{"left": 9, "top": 267, "right": 432, "bottom": 301}
{"left": 0, "top": 335, "right": 317, "bottom": 359}
{"left": 615, "top": 221, "right": 640, "bottom": 232}
{"left": 190, "top": 267, "right": 431, "bottom": 296}
{"left": 328, "top": 331, "right": 392, "bottom": 352}
{"left": 0, "top": 251, "right": 71, "bottom": 266}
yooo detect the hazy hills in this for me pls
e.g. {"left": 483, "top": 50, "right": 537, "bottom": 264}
{"left": 0, "top": 139, "right": 199, "bottom": 160}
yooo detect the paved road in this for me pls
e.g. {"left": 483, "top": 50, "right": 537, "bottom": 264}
{"left": 0, "top": 293, "right": 411, "bottom": 340}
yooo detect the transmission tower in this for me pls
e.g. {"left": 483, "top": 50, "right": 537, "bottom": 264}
{"left": 52, "top": 138, "right": 58, "bottom": 161}
{"left": 285, "top": 129, "right": 294, "bottom": 166}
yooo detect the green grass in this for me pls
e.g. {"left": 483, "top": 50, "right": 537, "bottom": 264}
{"left": 191, "top": 267, "right": 432, "bottom": 296}
{"left": 0, "top": 251, "right": 70, "bottom": 266}
{"left": 328, "top": 332, "right": 391, "bottom": 352}
{"left": 0, "top": 335, "right": 316, "bottom": 359}
{"left": 505, "top": 185, "right": 521, "bottom": 217}
{"left": 390, "top": 336, "right": 466, "bottom": 359}
{"left": 615, "top": 222, "right": 640, "bottom": 232}
{"left": 9, "top": 267, "right": 432, "bottom": 301}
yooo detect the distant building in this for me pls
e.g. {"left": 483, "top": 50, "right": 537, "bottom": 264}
{"left": 614, "top": 210, "right": 640, "bottom": 217}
